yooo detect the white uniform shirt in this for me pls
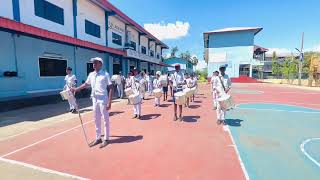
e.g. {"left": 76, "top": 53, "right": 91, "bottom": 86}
{"left": 86, "top": 70, "right": 112, "bottom": 98}
{"left": 185, "top": 78, "right": 192, "bottom": 88}
{"left": 190, "top": 78, "right": 197, "bottom": 88}
{"left": 153, "top": 78, "right": 161, "bottom": 89}
{"left": 130, "top": 75, "right": 141, "bottom": 93}
{"left": 216, "top": 74, "right": 231, "bottom": 95}
{"left": 172, "top": 71, "right": 185, "bottom": 90}
{"left": 64, "top": 74, "right": 77, "bottom": 88}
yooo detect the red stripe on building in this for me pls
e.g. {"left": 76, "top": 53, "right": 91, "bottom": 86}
{"left": 0, "top": 17, "right": 125, "bottom": 56}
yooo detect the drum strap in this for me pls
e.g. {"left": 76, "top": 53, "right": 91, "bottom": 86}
{"left": 219, "top": 76, "right": 226, "bottom": 93}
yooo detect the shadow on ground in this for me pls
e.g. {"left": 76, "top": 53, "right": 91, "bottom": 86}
{"left": 182, "top": 116, "right": 200, "bottom": 123}
{"left": 109, "top": 135, "right": 143, "bottom": 144}
{"left": 225, "top": 119, "right": 244, "bottom": 127}
{"left": 140, "top": 114, "right": 161, "bottom": 120}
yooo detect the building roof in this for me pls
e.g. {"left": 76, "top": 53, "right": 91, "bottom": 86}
{"left": 93, "top": 0, "right": 169, "bottom": 49}
{"left": 204, "top": 27, "right": 263, "bottom": 35}
{"left": 0, "top": 17, "right": 125, "bottom": 56}
{"left": 254, "top": 45, "right": 268, "bottom": 52}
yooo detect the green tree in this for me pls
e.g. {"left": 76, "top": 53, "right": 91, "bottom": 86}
{"left": 281, "top": 56, "right": 298, "bottom": 83}
{"left": 170, "top": 46, "right": 179, "bottom": 57}
{"left": 191, "top": 56, "right": 199, "bottom": 66}
{"left": 271, "top": 51, "right": 281, "bottom": 78}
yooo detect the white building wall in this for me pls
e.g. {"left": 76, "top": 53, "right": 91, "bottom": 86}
{"left": 108, "top": 16, "right": 125, "bottom": 49}
{"left": 156, "top": 45, "right": 162, "bottom": 58}
{"left": 127, "top": 26, "right": 139, "bottom": 50}
{"left": 19, "top": 0, "right": 74, "bottom": 37}
{"left": 0, "top": 0, "right": 13, "bottom": 19}
{"left": 140, "top": 36, "right": 148, "bottom": 53}
{"left": 77, "top": 0, "right": 105, "bottom": 46}
{"left": 149, "top": 41, "right": 156, "bottom": 56}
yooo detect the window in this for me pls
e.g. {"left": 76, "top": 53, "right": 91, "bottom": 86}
{"left": 85, "top": 20, "right": 101, "bottom": 38}
{"left": 130, "top": 41, "right": 136, "bottom": 51}
{"left": 87, "top": 63, "right": 94, "bottom": 75}
{"left": 141, "top": 46, "right": 146, "bottom": 54}
{"left": 39, "top": 57, "right": 67, "bottom": 76}
{"left": 150, "top": 50, "right": 154, "bottom": 57}
{"left": 34, "top": 0, "right": 64, "bottom": 25}
{"left": 112, "top": 32, "right": 122, "bottom": 46}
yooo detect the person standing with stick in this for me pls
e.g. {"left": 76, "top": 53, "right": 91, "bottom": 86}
{"left": 72, "top": 57, "right": 113, "bottom": 148}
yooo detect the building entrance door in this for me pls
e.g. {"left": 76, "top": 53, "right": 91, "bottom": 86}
{"left": 239, "top": 64, "right": 250, "bottom": 76}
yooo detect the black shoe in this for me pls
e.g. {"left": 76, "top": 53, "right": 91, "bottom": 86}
{"left": 90, "top": 139, "right": 102, "bottom": 147}
{"left": 99, "top": 140, "right": 109, "bottom": 148}
{"left": 71, "top": 109, "right": 77, "bottom": 113}
{"left": 69, "top": 109, "right": 73, "bottom": 112}
{"left": 137, "top": 115, "right": 141, "bottom": 119}
{"left": 217, "top": 120, "right": 222, "bottom": 125}
{"left": 132, "top": 115, "right": 137, "bottom": 119}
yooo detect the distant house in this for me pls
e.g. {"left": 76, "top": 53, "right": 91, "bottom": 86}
{"left": 263, "top": 52, "right": 299, "bottom": 77}
{"left": 204, "top": 27, "right": 267, "bottom": 78}
{"left": 163, "top": 57, "right": 194, "bottom": 74}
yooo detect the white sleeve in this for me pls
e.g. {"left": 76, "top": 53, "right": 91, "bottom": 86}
{"left": 85, "top": 73, "right": 92, "bottom": 85}
{"left": 105, "top": 72, "right": 112, "bottom": 86}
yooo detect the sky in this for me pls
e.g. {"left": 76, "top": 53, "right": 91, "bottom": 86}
{"left": 109, "top": 0, "right": 320, "bottom": 69}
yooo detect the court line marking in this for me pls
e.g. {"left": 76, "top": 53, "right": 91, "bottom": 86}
{"left": 279, "top": 92, "right": 320, "bottom": 95}
{"left": 0, "top": 157, "right": 89, "bottom": 180}
{"left": 232, "top": 90, "right": 264, "bottom": 94}
{"left": 236, "top": 100, "right": 320, "bottom": 108}
{"left": 300, "top": 138, "right": 320, "bottom": 168}
{"left": 223, "top": 125, "right": 250, "bottom": 180}
{"left": 0, "top": 107, "right": 93, "bottom": 142}
{"left": 0, "top": 120, "right": 94, "bottom": 158}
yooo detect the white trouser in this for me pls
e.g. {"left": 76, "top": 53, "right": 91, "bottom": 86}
{"left": 148, "top": 82, "right": 153, "bottom": 94}
{"left": 216, "top": 99, "right": 226, "bottom": 120}
{"left": 67, "top": 98, "right": 77, "bottom": 110}
{"left": 133, "top": 103, "right": 141, "bottom": 115}
{"left": 92, "top": 96, "right": 109, "bottom": 141}
{"left": 154, "top": 97, "right": 160, "bottom": 105}
{"left": 117, "top": 84, "right": 123, "bottom": 98}
{"left": 212, "top": 91, "right": 218, "bottom": 108}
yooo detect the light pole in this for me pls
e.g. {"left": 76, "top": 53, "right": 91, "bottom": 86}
{"left": 295, "top": 32, "right": 304, "bottom": 86}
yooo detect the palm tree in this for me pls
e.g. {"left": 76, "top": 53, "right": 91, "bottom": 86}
{"left": 191, "top": 56, "right": 199, "bottom": 65}
{"left": 170, "top": 46, "right": 179, "bottom": 57}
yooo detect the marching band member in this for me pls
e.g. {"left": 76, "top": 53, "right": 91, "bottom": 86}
{"left": 125, "top": 72, "right": 133, "bottom": 105}
{"left": 64, "top": 67, "right": 77, "bottom": 113}
{"left": 168, "top": 73, "right": 174, "bottom": 97}
{"left": 211, "top": 71, "right": 219, "bottom": 110}
{"left": 139, "top": 72, "right": 147, "bottom": 100}
{"left": 172, "top": 64, "right": 185, "bottom": 121}
{"left": 146, "top": 72, "right": 153, "bottom": 95}
{"left": 131, "top": 68, "right": 142, "bottom": 119}
{"left": 72, "top": 57, "right": 113, "bottom": 148}
{"left": 185, "top": 73, "right": 191, "bottom": 107}
{"left": 153, "top": 71, "right": 162, "bottom": 107}
{"left": 162, "top": 72, "right": 169, "bottom": 101}
{"left": 116, "top": 72, "right": 124, "bottom": 99}
{"left": 190, "top": 73, "right": 197, "bottom": 102}
{"left": 215, "top": 65, "right": 231, "bottom": 125}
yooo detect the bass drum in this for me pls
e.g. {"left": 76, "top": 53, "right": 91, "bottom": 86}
{"left": 183, "top": 88, "right": 193, "bottom": 97}
{"left": 125, "top": 88, "right": 134, "bottom": 96}
{"left": 60, "top": 89, "right": 74, "bottom": 100}
{"left": 174, "top": 91, "right": 186, "bottom": 105}
{"left": 217, "top": 94, "right": 234, "bottom": 110}
{"left": 129, "top": 93, "right": 141, "bottom": 105}
{"left": 153, "top": 88, "right": 162, "bottom": 98}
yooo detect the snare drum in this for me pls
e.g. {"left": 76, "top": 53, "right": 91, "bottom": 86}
{"left": 183, "top": 88, "right": 193, "bottom": 97}
{"left": 153, "top": 88, "right": 162, "bottom": 98}
{"left": 125, "top": 88, "right": 134, "bottom": 96}
{"left": 60, "top": 89, "right": 74, "bottom": 100}
{"left": 217, "top": 94, "right": 234, "bottom": 110}
{"left": 174, "top": 91, "right": 186, "bottom": 105}
{"left": 129, "top": 93, "right": 141, "bottom": 105}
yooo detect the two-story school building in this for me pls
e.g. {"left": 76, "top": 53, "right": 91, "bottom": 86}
{"left": 0, "top": 0, "right": 168, "bottom": 100}
{"left": 204, "top": 27, "right": 267, "bottom": 78}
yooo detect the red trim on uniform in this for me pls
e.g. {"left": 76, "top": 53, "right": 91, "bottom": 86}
{"left": 0, "top": 17, "right": 125, "bottom": 56}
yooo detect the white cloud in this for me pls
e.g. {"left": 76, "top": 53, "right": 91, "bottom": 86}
{"left": 305, "top": 44, "right": 320, "bottom": 52}
{"left": 266, "top": 48, "right": 292, "bottom": 56}
{"left": 144, "top": 21, "right": 190, "bottom": 40}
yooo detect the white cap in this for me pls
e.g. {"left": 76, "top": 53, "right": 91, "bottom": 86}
{"left": 156, "top": 71, "right": 161, "bottom": 75}
{"left": 90, "top": 57, "right": 103, "bottom": 64}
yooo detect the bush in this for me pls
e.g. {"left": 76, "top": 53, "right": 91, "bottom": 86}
{"left": 196, "top": 68, "right": 208, "bottom": 82}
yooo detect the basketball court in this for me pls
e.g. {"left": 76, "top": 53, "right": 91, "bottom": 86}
{"left": 0, "top": 83, "right": 319, "bottom": 180}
